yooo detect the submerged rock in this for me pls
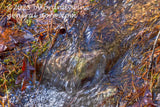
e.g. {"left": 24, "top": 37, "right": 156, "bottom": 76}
{"left": 44, "top": 50, "right": 107, "bottom": 90}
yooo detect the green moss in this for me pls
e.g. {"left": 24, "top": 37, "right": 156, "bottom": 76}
{"left": 36, "top": 0, "right": 45, "bottom": 3}
{"left": 17, "top": 69, "right": 23, "bottom": 74}
{"left": 4, "top": 59, "right": 10, "bottom": 64}
{"left": 54, "top": 8, "right": 58, "bottom": 13}
{"left": 90, "top": 0, "right": 95, "bottom": 2}
{"left": 32, "top": 45, "right": 36, "bottom": 48}
{"left": 27, "top": 52, "right": 30, "bottom": 55}
{"left": 38, "top": 49, "right": 41, "bottom": 52}
{"left": 43, "top": 41, "right": 50, "bottom": 48}
{"left": 36, "top": 0, "right": 41, "bottom": 3}
{"left": 12, "top": 59, "right": 16, "bottom": 64}
{"left": 0, "top": 78, "right": 4, "bottom": 83}
{"left": 9, "top": 79, "right": 13, "bottom": 82}
{"left": 42, "top": 47, "right": 47, "bottom": 52}
{"left": 73, "top": 11, "right": 78, "bottom": 15}
{"left": 26, "top": 18, "right": 32, "bottom": 27}
{"left": 31, "top": 47, "right": 38, "bottom": 53}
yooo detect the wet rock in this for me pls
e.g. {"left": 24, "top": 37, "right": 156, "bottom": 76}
{"left": 98, "top": 86, "right": 118, "bottom": 98}
{"left": 44, "top": 50, "right": 107, "bottom": 89}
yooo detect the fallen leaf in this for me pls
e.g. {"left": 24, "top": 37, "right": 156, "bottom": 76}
{"left": 0, "top": 27, "right": 26, "bottom": 53}
{"left": 15, "top": 58, "right": 35, "bottom": 91}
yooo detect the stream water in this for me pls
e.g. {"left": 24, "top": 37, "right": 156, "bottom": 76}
{"left": 9, "top": 0, "right": 160, "bottom": 106}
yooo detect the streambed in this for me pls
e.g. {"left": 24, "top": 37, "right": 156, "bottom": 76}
{"left": 1, "top": 0, "right": 160, "bottom": 106}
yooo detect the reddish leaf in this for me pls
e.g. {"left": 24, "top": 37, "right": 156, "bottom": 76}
{"left": 8, "top": 17, "right": 17, "bottom": 25}
{"left": 0, "top": 27, "right": 26, "bottom": 53}
{"left": 1, "top": 28, "right": 12, "bottom": 40}
{"left": 15, "top": 58, "right": 35, "bottom": 91}
{"left": 22, "top": 59, "right": 26, "bottom": 72}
